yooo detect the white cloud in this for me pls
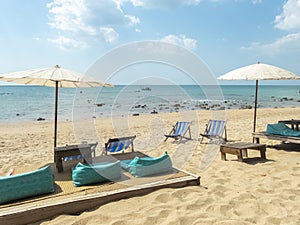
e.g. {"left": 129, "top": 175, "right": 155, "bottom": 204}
{"left": 128, "top": 0, "right": 144, "bottom": 7}
{"left": 160, "top": 34, "right": 197, "bottom": 50}
{"left": 100, "top": 27, "right": 119, "bottom": 43}
{"left": 241, "top": 32, "right": 300, "bottom": 55}
{"left": 232, "top": 0, "right": 262, "bottom": 4}
{"left": 125, "top": 14, "right": 140, "bottom": 26}
{"left": 47, "top": 0, "right": 139, "bottom": 48}
{"left": 46, "top": 0, "right": 208, "bottom": 50}
{"left": 127, "top": 0, "right": 201, "bottom": 9}
{"left": 251, "top": 0, "right": 262, "bottom": 4}
{"left": 242, "top": 0, "right": 300, "bottom": 55}
{"left": 183, "top": 0, "right": 201, "bottom": 5}
{"left": 48, "top": 36, "right": 88, "bottom": 50}
{"left": 47, "top": 0, "right": 90, "bottom": 33}
{"left": 47, "top": 0, "right": 136, "bottom": 33}
{"left": 274, "top": 0, "right": 300, "bottom": 31}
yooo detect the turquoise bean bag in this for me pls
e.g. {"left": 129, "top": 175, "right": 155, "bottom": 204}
{"left": 266, "top": 123, "right": 300, "bottom": 137}
{"left": 72, "top": 161, "right": 121, "bottom": 187}
{"left": 0, "top": 165, "right": 54, "bottom": 204}
{"left": 121, "top": 152, "right": 173, "bottom": 177}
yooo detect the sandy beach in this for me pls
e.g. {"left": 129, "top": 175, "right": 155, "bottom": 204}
{"left": 0, "top": 107, "right": 299, "bottom": 225}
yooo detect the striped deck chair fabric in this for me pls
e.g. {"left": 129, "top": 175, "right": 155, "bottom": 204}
{"left": 64, "top": 155, "right": 83, "bottom": 161}
{"left": 105, "top": 135, "right": 136, "bottom": 154}
{"left": 164, "top": 121, "right": 192, "bottom": 143}
{"left": 200, "top": 119, "right": 227, "bottom": 143}
{"left": 63, "top": 142, "right": 98, "bottom": 161}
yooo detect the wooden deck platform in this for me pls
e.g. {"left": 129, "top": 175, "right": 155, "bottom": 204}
{"left": 0, "top": 152, "right": 200, "bottom": 225}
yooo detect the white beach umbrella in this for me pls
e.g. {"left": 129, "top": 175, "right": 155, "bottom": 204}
{"left": 0, "top": 65, "right": 112, "bottom": 150}
{"left": 217, "top": 62, "right": 299, "bottom": 133}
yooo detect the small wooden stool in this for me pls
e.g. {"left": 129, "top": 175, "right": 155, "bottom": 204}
{"left": 220, "top": 142, "right": 266, "bottom": 162}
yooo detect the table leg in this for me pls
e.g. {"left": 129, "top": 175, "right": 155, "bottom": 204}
{"left": 55, "top": 155, "right": 63, "bottom": 173}
{"left": 237, "top": 150, "right": 243, "bottom": 162}
{"left": 221, "top": 152, "right": 226, "bottom": 161}
{"left": 260, "top": 147, "right": 266, "bottom": 159}
{"left": 242, "top": 149, "right": 248, "bottom": 158}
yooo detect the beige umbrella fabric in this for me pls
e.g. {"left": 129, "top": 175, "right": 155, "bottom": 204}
{"left": 218, "top": 62, "right": 299, "bottom": 133}
{"left": 0, "top": 65, "right": 112, "bottom": 149}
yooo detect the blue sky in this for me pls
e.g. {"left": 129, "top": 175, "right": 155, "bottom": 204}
{"left": 0, "top": 0, "right": 300, "bottom": 85}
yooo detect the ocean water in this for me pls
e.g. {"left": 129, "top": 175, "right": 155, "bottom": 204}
{"left": 0, "top": 85, "right": 299, "bottom": 123}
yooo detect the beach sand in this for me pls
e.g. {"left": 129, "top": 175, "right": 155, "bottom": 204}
{"left": 0, "top": 107, "right": 299, "bottom": 224}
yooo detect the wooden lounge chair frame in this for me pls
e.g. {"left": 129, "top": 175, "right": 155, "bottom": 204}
{"left": 104, "top": 135, "right": 136, "bottom": 155}
{"left": 164, "top": 121, "right": 192, "bottom": 143}
{"left": 200, "top": 119, "right": 227, "bottom": 144}
{"left": 252, "top": 132, "right": 300, "bottom": 144}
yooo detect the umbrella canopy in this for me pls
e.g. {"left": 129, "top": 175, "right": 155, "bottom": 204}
{"left": 0, "top": 65, "right": 112, "bottom": 151}
{"left": 0, "top": 65, "right": 110, "bottom": 87}
{"left": 218, "top": 62, "right": 299, "bottom": 133}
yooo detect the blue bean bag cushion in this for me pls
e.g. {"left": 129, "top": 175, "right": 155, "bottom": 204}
{"left": 0, "top": 165, "right": 54, "bottom": 204}
{"left": 121, "top": 152, "right": 173, "bottom": 177}
{"left": 266, "top": 123, "right": 300, "bottom": 137}
{"left": 72, "top": 161, "right": 121, "bottom": 187}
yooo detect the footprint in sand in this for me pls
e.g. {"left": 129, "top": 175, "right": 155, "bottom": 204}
{"left": 154, "top": 192, "right": 171, "bottom": 203}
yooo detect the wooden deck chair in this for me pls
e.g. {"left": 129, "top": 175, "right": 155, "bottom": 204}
{"left": 200, "top": 119, "right": 227, "bottom": 144}
{"left": 105, "top": 135, "right": 136, "bottom": 155}
{"left": 164, "top": 121, "right": 192, "bottom": 143}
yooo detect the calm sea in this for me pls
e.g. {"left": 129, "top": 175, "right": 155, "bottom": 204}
{"left": 0, "top": 85, "right": 299, "bottom": 123}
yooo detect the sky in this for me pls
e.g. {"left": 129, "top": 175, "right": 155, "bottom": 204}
{"left": 0, "top": 0, "right": 300, "bottom": 85}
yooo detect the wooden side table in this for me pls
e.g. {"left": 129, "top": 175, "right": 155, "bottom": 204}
{"left": 220, "top": 142, "right": 266, "bottom": 162}
{"left": 54, "top": 143, "right": 94, "bottom": 172}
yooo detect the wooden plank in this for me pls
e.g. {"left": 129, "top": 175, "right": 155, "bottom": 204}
{"left": 0, "top": 173, "right": 200, "bottom": 225}
{"left": 220, "top": 147, "right": 241, "bottom": 156}
{"left": 221, "top": 142, "right": 265, "bottom": 149}
{"left": 252, "top": 132, "right": 300, "bottom": 144}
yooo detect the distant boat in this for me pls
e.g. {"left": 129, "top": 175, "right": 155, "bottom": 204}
{"left": 141, "top": 87, "right": 151, "bottom": 91}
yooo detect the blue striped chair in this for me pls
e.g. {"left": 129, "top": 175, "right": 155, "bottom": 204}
{"left": 105, "top": 135, "right": 136, "bottom": 154}
{"left": 200, "top": 119, "right": 227, "bottom": 143}
{"left": 63, "top": 142, "right": 98, "bottom": 162}
{"left": 164, "top": 121, "right": 192, "bottom": 143}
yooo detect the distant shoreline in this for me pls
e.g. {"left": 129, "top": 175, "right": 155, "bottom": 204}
{"left": 0, "top": 106, "right": 299, "bottom": 126}
{"left": 0, "top": 85, "right": 299, "bottom": 123}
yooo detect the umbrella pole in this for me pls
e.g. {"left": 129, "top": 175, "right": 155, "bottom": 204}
{"left": 54, "top": 81, "right": 58, "bottom": 150}
{"left": 253, "top": 80, "right": 258, "bottom": 136}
